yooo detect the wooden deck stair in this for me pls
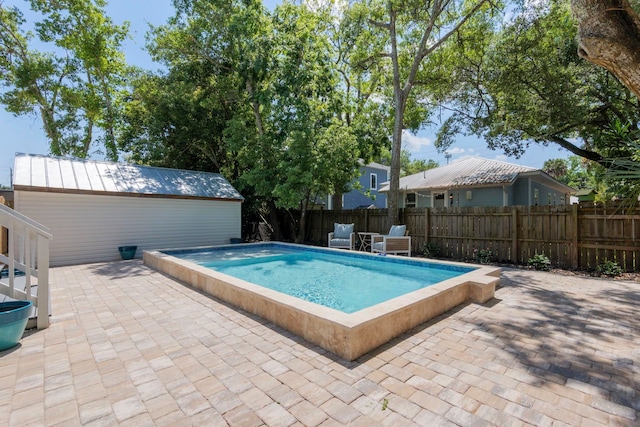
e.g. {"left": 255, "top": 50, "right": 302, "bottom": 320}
{"left": 0, "top": 204, "right": 52, "bottom": 329}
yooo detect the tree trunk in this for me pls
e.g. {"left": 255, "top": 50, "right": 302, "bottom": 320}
{"left": 387, "top": 96, "right": 405, "bottom": 228}
{"left": 331, "top": 193, "right": 342, "bottom": 211}
{"left": 571, "top": 0, "right": 640, "bottom": 99}
{"left": 387, "top": 8, "right": 402, "bottom": 229}
{"left": 296, "top": 207, "right": 306, "bottom": 244}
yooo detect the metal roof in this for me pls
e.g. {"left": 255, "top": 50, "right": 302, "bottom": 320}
{"left": 363, "top": 161, "right": 391, "bottom": 172}
{"left": 380, "top": 157, "right": 542, "bottom": 192}
{"left": 13, "top": 153, "right": 244, "bottom": 201}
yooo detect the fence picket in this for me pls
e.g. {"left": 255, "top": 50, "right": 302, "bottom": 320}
{"left": 306, "top": 202, "right": 640, "bottom": 272}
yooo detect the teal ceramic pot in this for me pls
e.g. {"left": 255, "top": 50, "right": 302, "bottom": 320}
{"left": 118, "top": 246, "right": 137, "bottom": 260}
{"left": 0, "top": 300, "right": 33, "bottom": 351}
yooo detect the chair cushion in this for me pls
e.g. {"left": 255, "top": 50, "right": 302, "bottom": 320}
{"left": 388, "top": 225, "right": 406, "bottom": 237}
{"left": 330, "top": 238, "right": 352, "bottom": 247}
{"left": 372, "top": 242, "right": 384, "bottom": 251}
{"left": 334, "top": 223, "right": 354, "bottom": 239}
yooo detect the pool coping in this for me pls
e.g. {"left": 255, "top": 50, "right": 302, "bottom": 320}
{"left": 143, "top": 242, "right": 500, "bottom": 361}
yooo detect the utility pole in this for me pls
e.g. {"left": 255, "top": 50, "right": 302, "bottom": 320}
{"left": 445, "top": 152, "right": 452, "bottom": 165}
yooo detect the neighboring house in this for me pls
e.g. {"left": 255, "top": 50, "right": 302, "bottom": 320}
{"left": 575, "top": 188, "right": 597, "bottom": 202}
{"left": 379, "top": 157, "right": 574, "bottom": 208}
{"left": 327, "top": 161, "right": 390, "bottom": 210}
{"left": 13, "top": 153, "right": 244, "bottom": 266}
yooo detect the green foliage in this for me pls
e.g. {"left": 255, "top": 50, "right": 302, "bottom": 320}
{"left": 528, "top": 254, "right": 551, "bottom": 271}
{"left": 122, "top": 0, "right": 387, "bottom": 242}
{"left": 347, "top": 0, "right": 501, "bottom": 226}
{"left": 474, "top": 248, "right": 496, "bottom": 264}
{"left": 421, "top": 241, "right": 441, "bottom": 258}
{"left": 598, "top": 121, "right": 640, "bottom": 202}
{"left": 543, "top": 156, "right": 613, "bottom": 200}
{"left": 377, "top": 149, "right": 438, "bottom": 177}
{"left": 0, "top": 0, "right": 130, "bottom": 159}
{"left": 435, "top": 0, "right": 640, "bottom": 169}
{"left": 596, "top": 259, "right": 623, "bottom": 277}
{"left": 542, "top": 159, "right": 568, "bottom": 180}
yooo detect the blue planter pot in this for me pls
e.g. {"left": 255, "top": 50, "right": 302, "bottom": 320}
{"left": 0, "top": 300, "right": 32, "bottom": 351}
{"left": 118, "top": 246, "right": 137, "bottom": 260}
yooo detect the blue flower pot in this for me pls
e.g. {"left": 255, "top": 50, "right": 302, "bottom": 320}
{"left": 0, "top": 300, "right": 32, "bottom": 351}
{"left": 118, "top": 246, "right": 137, "bottom": 260}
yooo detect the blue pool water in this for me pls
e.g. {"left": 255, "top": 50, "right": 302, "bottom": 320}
{"left": 167, "top": 244, "right": 475, "bottom": 314}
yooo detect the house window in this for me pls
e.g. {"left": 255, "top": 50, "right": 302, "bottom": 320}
{"left": 466, "top": 190, "right": 472, "bottom": 200}
{"left": 548, "top": 193, "right": 552, "bottom": 205}
{"left": 370, "top": 173, "right": 377, "bottom": 190}
{"left": 406, "top": 193, "right": 416, "bottom": 208}
{"left": 534, "top": 189, "right": 539, "bottom": 205}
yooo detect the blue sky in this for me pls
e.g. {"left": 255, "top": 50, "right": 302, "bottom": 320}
{"left": 0, "top": 0, "right": 570, "bottom": 187}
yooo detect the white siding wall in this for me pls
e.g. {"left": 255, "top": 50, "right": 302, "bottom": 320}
{"left": 15, "top": 191, "right": 242, "bottom": 266}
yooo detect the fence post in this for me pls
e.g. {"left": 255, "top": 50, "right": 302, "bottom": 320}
{"left": 320, "top": 208, "right": 324, "bottom": 245}
{"left": 572, "top": 204, "right": 579, "bottom": 269}
{"left": 424, "top": 208, "right": 430, "bottom": 243}
{"left": 511, "top": 206, "right": 518, "bottom": 264}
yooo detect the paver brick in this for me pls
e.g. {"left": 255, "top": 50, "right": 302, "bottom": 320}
{"left": 289, "top": 400, "right": 328, "bottom": 426}
{"left": 256, "top": 402, "right": 297, "bottom": 427}
{"left": 2, "top": 261, "right": 639, "bottom": 427}
{"left": 325, "top": 380, "right": 362, "bottom": 404}
{"left": 320, "top": 397, "right": 362, "bottom": 424}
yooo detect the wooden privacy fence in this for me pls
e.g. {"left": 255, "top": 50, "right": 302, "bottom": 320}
{"left": 306, "top": 203, "right": 640, "bottom": 272}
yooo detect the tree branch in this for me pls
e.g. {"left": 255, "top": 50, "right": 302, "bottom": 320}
{"left": 571, "top": 0, "right": 640, "bottom": 99}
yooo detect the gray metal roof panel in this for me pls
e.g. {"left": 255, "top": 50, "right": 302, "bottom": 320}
{"left": 380, "top": 157, "right": 537, "bottom": 192}
{"left": 13, "top": 153, "right": 244, "bottom": 200}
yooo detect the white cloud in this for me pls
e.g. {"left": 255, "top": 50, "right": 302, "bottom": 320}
{"left": 445, "top": 147, "right": 466, "bottom": 155}
{"left": 402, "top": 132, "right": 432, "bottom": 151}
{"left": 494, "top": 154, "right": 508, "bottom": 162}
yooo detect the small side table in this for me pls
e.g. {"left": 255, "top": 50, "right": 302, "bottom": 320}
{"left": 357, "top": 232, "right": 379, "bottom": 252}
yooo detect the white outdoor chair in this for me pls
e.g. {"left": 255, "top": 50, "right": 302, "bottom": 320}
{"left": 371, "top": 224, "right": 411, "bottom": 256}
{"left": 328, "top": 223, "right": 356, "bottom": 250}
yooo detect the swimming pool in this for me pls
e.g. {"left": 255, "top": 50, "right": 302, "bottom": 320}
{"left": 171, "top": 246, "right": 475, "bottom": 313}
{"left": 144, "top": 242, "right": 500, "bottom": 360}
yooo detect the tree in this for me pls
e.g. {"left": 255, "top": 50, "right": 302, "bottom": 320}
{"left": 542, "top": 159, "right": 568, "bottom": 180}
{"left": 571, "top": 0, "right": 640, "bottom": 99}
{"left": 435, "top": 0, "right": 640, "bottom": 169}
{"left": 118, "top": 67, "right": 233, "bottom": 174}
{"left": 378, "top": 148, "right": 439, "bottom": 176}
{"left": 351, "top": 0, "right": 499, "bottom": 227}
{"left": 125, "top": 0, "right": 374, "bottom": 242}
{"left": 233, "top": 3, "right": 363, "bottom": 242}
{"left": 0, "top": 0, "right": 130, "bottom": 159}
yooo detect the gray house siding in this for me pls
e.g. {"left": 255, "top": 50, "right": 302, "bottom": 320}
{"left": 453, "top": 187, "right": 504, "bottom": 207}
{"left": 380, "top": 158, "right": 574, "bottom": 208}
{"left": 343, "top": 165, "right": 388, "bottom": 209}
{"left": 512, "top": 177, "right": 569, "bottom": 206}
{"left": 402, "top": 182, "right": 568, "bottom": 208}
{"left": 531, "top": 181, "right": 567, "bottom": 205}
{"left": 512, "top": 179, "right": 530, "bottom": 205}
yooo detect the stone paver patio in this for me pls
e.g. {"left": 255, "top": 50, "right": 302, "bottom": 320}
{"left": 0, "top": 260, "right": 638, "bottom": 426}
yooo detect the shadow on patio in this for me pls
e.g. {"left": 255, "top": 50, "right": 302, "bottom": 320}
{"left": 478, "top": 270, "right": 639, "bottom": 419}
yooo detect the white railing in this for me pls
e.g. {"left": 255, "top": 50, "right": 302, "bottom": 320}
{"left": 0, "top": 203, "right": 52, "bottom": 329}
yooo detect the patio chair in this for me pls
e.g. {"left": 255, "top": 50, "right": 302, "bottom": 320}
{"left": 328, "top": 223, "right": 356, "bottom": 250}
{"left": 371, "top": 225, "right": 411, "bottom": 256}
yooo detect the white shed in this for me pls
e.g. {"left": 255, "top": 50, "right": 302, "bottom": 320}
{"left": 13, "top": 153, "right": 244, "bottom": 266}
